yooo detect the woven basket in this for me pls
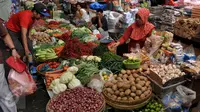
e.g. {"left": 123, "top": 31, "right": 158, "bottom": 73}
{"left": 103, "top": 88, "right": 152, "bottom": 110}
{"left": 46, "top": 94, "right": 106, "bottom": 112}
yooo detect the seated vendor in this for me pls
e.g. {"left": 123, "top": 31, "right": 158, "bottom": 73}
{"left": 91, "top": 9, "right": 108, "bottom": 31}
{"left": 109, "top": 8, "right": 155, "bottom": 53}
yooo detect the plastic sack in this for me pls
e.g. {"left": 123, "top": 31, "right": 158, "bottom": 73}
{"left": 89, "top": 2, "right": 107, "bottom": 10}
{"left": 184, "top": 45, "right": 195, "bottom": 55}
{"left": 8, "top": 69, "right": 37, "bottom": 97}
{"left": 87, "top": 78, "right": 103, "bottom": 92}
{"left": 106, "top": 11, "right": 123, "bottom": 30}
{"left": 176, "top": 85, "right": 196, "bottom": 106}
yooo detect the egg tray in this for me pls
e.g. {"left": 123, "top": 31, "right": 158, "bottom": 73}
{"left": 102, "top": 87, "right": 152, "bottom": 105}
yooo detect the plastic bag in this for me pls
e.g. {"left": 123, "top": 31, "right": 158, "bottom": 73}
{"left": 176, "top": 85, "right": 196, "bottom": 106}
{"left": 8, "top": 69, "right": 37, "bottom": 97}
{"left": 184, "top": 45, "right": 195, "bottom": 55}
{"left": 99, "top": 68, "right": 113, "bottom": 82}
{"left": 89, "top": 2, "right": 107, "bottom": 10}
{"left": 87, "top": 78, "right": 103, "bottom": 92}
{"left": 106, "top": 11, "right": 123, "bottom": 30}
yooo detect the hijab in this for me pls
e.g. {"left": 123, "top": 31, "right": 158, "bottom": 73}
{"left": 130, "top": 8, "right": 154, "bottom": 40}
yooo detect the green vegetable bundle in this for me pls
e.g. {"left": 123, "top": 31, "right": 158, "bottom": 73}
{"left": 76, "top": 62, "right": 99, "bottom": 85}
{"left": 71, "top": 27, "right": 92, "bottom": 39}
{"left": 100, "top": 52, "right": 124, "bottom": 74}
{"left": 93, "top": 44, "right": 109, "bottom": 57}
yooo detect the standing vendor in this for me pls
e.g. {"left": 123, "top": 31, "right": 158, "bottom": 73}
{"left": 91, "top": 9, "right": 108, "bottom": 31}
{"left": 6, "top": 3, "right": 50, "bottom": 58}
{"left": 109, "top": 8, "right": 155, "bottom": 52}
{"left": 0, "top": 0, "right": 20, "bottom": 112}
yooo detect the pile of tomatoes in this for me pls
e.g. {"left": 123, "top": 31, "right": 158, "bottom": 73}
{"left": 47, "top": 62, "right": 60, "bottom": 69}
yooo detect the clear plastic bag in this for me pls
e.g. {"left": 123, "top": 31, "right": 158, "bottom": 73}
{"left": 99, "top": 68, "right": 113, "bottom": 82}
{"left": 87, "top": 78, "right": 103, "bottom": 93}
{"left": 8, "top": 69, "right": 37, "bottom": 97}
{"left": 176, "top": 85, "right": 196, "bottom": 106}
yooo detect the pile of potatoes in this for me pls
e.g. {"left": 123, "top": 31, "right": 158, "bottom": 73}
{"left": 104, "top": 70, "right": 151, "bottom": 102}
{"left": 33, "top": 32, "right": 51, "bottom": 44}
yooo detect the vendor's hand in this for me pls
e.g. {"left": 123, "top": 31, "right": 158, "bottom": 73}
{"left": 12, "top": 49, "right": 20, "bottom": 61}
{"left": 111, "top": 42, "right": 120, "bottom": 48}
{"left": 108, "top": 42, "right": 120, "bottom": 53}
{"left": 25, "top": 49, "right": 31, "bottom": 57}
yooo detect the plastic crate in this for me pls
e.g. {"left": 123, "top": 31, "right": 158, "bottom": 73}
{"left": 147, "top": 76, "right": 187, "bottom": 98}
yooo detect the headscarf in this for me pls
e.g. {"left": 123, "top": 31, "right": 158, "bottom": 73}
{"left": 130, "top": 8, "right": 154, "bottom": 40}
{"left": 0, "top": 0, "right": 12, "bottom": 21}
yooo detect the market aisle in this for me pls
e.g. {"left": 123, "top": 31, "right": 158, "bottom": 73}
{"left": 17, "top": 76, "right": 50, "bottom": 112}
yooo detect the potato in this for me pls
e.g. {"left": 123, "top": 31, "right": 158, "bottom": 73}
{"left": 130, "top": 81, "right": 135, "bottom": 86}
{"left": 136, "top": 90, "right": 142, "bottom": 96}
{"left": 144, "top": 91, "right": 150, "bottom": 96}
{"left": 130, "top": 93, "right": 136, "bottom": 97}
{"left": 114, "top": 75, "right": 118, "bottom": 79}
{"left": 135, "top": 96, "right": 140, "bottom": 100}
{"left": 125, "top": 89, "right": 131, "bottom": 96}
{"left": 117, "top": 97, "right": 122, "bottom": 100}
{"left": 131, "top": 70, "right": 136, "bottom": 73}
{"left": 117, "top": 77, "right": 123, "bottom": 81}
{"left": 119, "top": 92, "right": 125, "bottom": 97}
{"left": 117, "top": 82, "right": 124, "bottom": 88}
{"left": 141, "top": 87, "right": 147, "bottom": 92}
{"left": 128, "top": 97, "right": 134, "bottom": 101}
{"left": 126, "top": 70, "right": 131, "bottom": 75}
{"left": 123, "top": 74, "right": 128, "bottom": 79}
{"left": 138, "top": 81, "right": 145, "bottom": 87}
{"left": 122, "top": 97, "right": 128, "bottom": 101}
{"left": 111, "top": 80, "right": 118, "bottom": 84}
{"left": 139, "top": 76, "right": 145, "bottom": 80}
{"left": 123, "top": 84, "right": 131, "bottom": 89}
{"left": 107, "top": 93, "right": 112, "bottom": 97}
{"left": 136, "top": 84, "right": 142, "bottom": 90}
{"left": 145, "top": 81, "right": 151, "bottom": 86}
{"left": 123, "top": 78, "right": 128, "bottom": 82}
{"left": 140, "top": 94, "right": 145, "bottom": 99}
{"left": 119, "top": 88, "right": 124, "bottom": 92}
{"left": 107, "top": 88, "right": 114, "bottom": 94}
{"left": 118, "top": 74, "right": 123, "bottom": 77}
{"left": 133, "top": 73, "right": 139, "bottom": 78}
{"left": 136, "top": 78, "right": 140, "bottom": 83}
{"left": 115, "top": 90, "right": 120, "bottom": 96}
{"left": 112, "top": 85, "right": 117, "bottom": 91}
{"left": 104, "top": 82, "right": 113, "bottom": 87}
{"left": 131, "top": 86, "right": 137, "bottom": 92}
{"left": 112, "top": 95, "right": 117, "bottom": 100}
{"left": 121, "top": 70, "right": 126, "bottom": 74}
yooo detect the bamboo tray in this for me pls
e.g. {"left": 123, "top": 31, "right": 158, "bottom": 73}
{"left": 46, "top": 93, "right": 106, "bottom": 112}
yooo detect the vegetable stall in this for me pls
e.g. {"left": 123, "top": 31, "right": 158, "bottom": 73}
{"left": 30, "top": 17, "right": 197, "bottom": 112}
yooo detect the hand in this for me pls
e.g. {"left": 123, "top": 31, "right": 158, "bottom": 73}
{"left": 111, "top": 42, "right": 120, "bottom": 48}
{"left": 25, "top": 49, "right": 31, "bottom": 57}
{"left": 108, "top": 42, "right": 120, "bottom": 53}
{"left": 12, "top": 49, "right": 20, "bottom": 61}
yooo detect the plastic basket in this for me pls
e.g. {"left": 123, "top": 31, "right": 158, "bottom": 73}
{"left": 123, "top": 60, "right": 141, "bottom": 69}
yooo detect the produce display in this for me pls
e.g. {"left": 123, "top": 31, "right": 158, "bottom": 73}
{"left": 71, "top": 27, "right": 92, "bottom": 39}
{"left": 35, "top": 48, "right": 58, "bottom": 61}
{"left": 150, "top": 64, "right": 185, "bottom": 84}
{"left": 47, "top": 87, "right": 105, "bottom": 112}
{"left": 100, "top": 52, "right": 124, "bottom": 74}
{"left": 31, "top": 32, "right": 51, "bottom": 45}
{"left": 174, "top": 18, "right": 200, "bottom": 39}
{"left": 103, "top": 70, "right": 152, "bottom": 103}
{"left": 135, "top": 99, "right": 164, "bottom": 112}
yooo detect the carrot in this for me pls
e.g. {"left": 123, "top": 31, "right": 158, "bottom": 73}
{"left": 46, "top": 69, "right": 64, "bottom": 74}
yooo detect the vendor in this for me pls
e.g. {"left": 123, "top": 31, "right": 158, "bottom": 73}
{"left": 76, "top": 4, "right": 90, "bottom": 23}
{"left": 91, "top": 9, "right": 108, "bottom": 31}
{"left": 109, "top": 8, "right": 155, "bottom": 52}
{"left": 6, "top": 3, "right": 50, "bottom": 58}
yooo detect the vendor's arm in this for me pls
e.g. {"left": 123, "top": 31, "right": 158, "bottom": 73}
{"left": 0, "top": 20, "right": 20, "bottom": 60}
{"left": 118, "top": 25, "right": 133, "bottom": 44}
{"left": 21, "top": 27, "right": 30, "bottom": 56}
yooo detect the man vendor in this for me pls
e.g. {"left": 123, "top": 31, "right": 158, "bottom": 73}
{"left": 92, "top": 9, "right": 108, "bottom": 31}
{"left": 6, "top": 3, "right": 50, "bottom": 58}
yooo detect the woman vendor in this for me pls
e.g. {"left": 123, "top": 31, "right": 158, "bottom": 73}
{"left": 109, "top": 8, "right": 155, "bottom": 53}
